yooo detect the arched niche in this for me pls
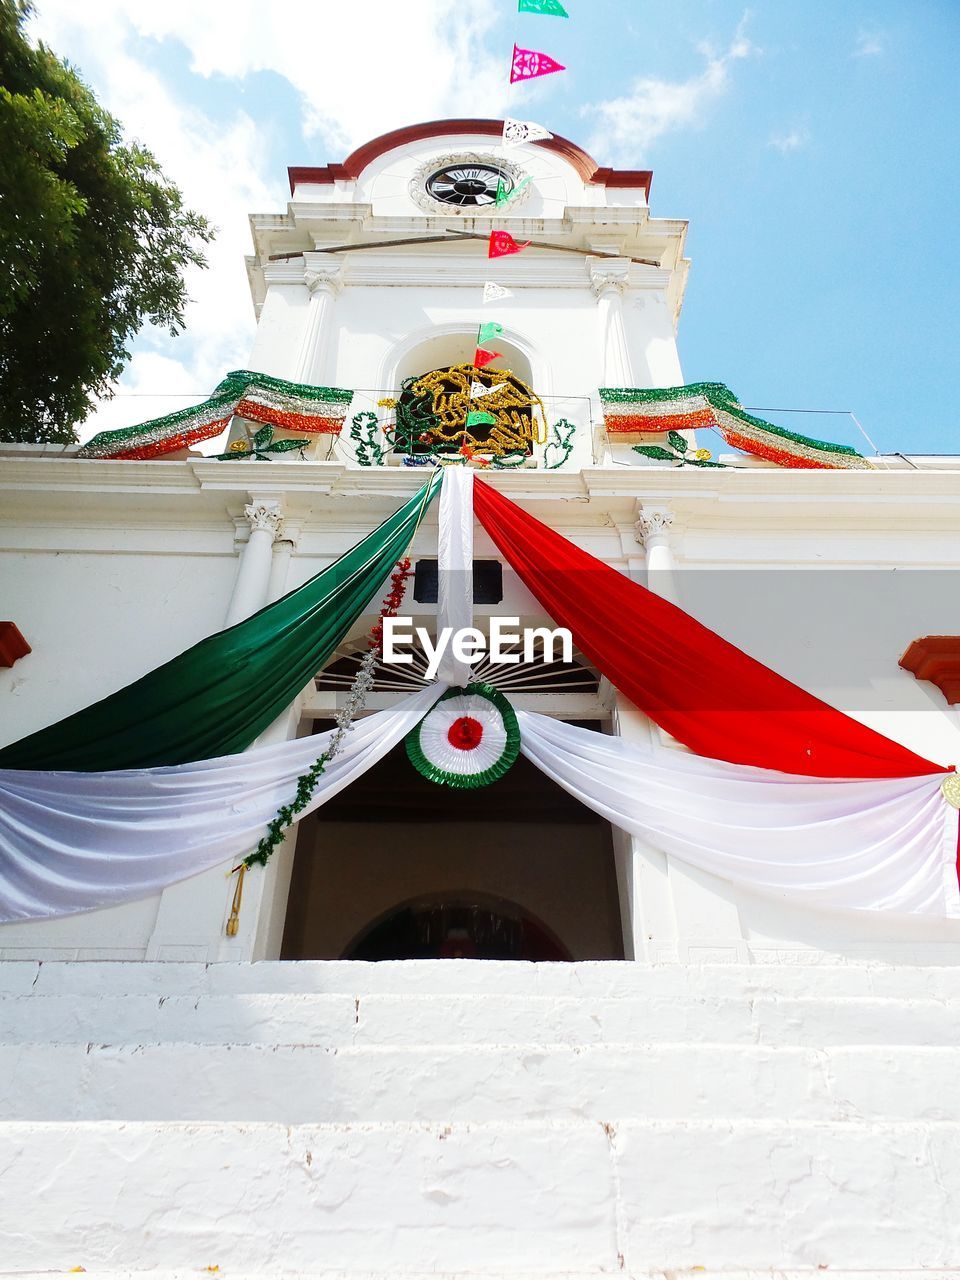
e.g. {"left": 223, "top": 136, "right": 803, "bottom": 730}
{"left": 382, "top": 324, "right": 543, "bottom": 399}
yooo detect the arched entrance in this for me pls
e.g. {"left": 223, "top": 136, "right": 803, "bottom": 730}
{"left": 282, "top": 639, "right": 624, "bottom": 962}
{"left": 281, "top": 730, "right": 623, "bottom": 962}
{"left": 342, "top": 892, "right": 572, "bottom": 962}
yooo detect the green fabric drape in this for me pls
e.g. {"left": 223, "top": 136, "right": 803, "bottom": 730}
{"left": 0, "top": 476, "right": 440, "bottom": 772}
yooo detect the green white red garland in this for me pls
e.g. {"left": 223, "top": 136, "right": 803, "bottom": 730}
{"left": 406, "top": 684, "right": 521, "bottom": 789}
{"left": 600, "top": 382, "right": 872, "bottom": 470}
{"left": 78, "top": 370, "right": 353, "bottom": 461}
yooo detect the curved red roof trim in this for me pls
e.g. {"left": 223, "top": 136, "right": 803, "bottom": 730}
{"left": 287, "top": 119, "right": 652, "bottom": 199}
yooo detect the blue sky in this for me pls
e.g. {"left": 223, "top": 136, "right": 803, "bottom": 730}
{"left": 28, "top": 2, "right": 960, "bottom": 456}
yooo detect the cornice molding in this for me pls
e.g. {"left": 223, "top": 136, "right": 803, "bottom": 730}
{"left": 900, "top": 636, "right": 960, "bottom": 705}
{"left": 287, "top": 119, "right": 653, "bottom": 198}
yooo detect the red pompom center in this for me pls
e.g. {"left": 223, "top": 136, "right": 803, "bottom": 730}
{"left": 447, "top": 716, "right": 484, "bottom": 751}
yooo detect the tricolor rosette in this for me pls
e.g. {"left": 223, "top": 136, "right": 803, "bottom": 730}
{"left": 406, "top": 684, "right": 521, "bottom": 789}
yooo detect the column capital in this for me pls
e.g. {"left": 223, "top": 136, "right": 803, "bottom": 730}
{"left": 274, "top": 518, "right": 303, "bottom": 552}
{"left": 634, "top": 504, "right": 674, "bottom": 548}
{"left": 589, "top": 257, "right": 632, "bottom": 298}
{"left": 302, "top": 256, "right": 345, "bottom": 296}
{"left": 243, "top": 500, "right": 285, "bottom": 540}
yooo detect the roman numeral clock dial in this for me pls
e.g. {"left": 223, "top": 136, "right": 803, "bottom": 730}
{"left": 425, "top": 163, "right": 512, "bottom": 207}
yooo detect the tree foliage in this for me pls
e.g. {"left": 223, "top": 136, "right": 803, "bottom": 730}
{"left": 0, "top": 0, "right": 214, "bottom": 443}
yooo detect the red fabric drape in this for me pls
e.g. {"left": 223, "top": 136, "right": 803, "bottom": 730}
{"left": 473, "top": 478, "right": 943, "bottom": 779}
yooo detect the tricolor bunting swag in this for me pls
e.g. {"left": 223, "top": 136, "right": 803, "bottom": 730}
{"left": 600, "top": 383, "right": 871, "bottom": 470}
{"left": 78, "top": 370, "right": 354, "bottom": 461}
{"left": 0, "top": 475, "right": 441, "bottom": 771}
{"left": 1, "top": 463, "right": 957, "bottom": 925}
{"left": 471, "top": 478, "right": 942, "bottom": 779}
{"left": 0, "top": 687, "right": 956, "bottom": 924}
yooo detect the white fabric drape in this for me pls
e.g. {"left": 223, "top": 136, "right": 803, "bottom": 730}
{"left": 517, "top": 710, "right": 960, "bottom": 918}
{"left": 0, "top": 683, "right": 445, "bottom": 923}
{"left": 1, "top": 683, "right": 956, "bottom": 923}
{"left": 435, "top": 465, "right": 475, "bottom": 685}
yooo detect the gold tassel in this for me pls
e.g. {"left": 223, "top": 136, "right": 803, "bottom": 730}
{"left": 226, "top": 864, "right": 246, "bottom": 937}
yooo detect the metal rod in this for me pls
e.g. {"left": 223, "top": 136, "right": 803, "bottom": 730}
{"left": 269, "top": 231, "right": 661, "bottom": 268}
{"left": 268, "top": 233, "right": 475, "bottom": 260}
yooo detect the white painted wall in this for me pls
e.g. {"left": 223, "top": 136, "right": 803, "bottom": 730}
{"left": 1, "top": 462, "right": 960, "bottom": 964}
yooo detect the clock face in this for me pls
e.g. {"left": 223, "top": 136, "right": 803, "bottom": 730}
{"left": 425, "top": 163, "right": 511, "bottom": 207}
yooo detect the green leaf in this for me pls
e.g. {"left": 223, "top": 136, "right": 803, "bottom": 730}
{"left": 667, "top": 430, "right": 688, "bottom": 454}
{"left": 632, "top": 445, "right": 676, "bottom": 461}
{"left": 268, "top": 437, "right": 309, "bottom": 453}
{"left": 252, "top": 424, "right": 274, "bottom": 450}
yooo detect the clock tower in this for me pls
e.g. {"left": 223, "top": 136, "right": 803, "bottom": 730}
{"left": 240, "top": 118, "right": 689, "bottom": 469}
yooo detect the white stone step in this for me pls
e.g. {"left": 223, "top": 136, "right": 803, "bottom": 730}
{"left": 5, "top": 967, "right": 960, "bottom": 1049}
{"left": 8, "top": 957, "right": 960, "bottom": 999}
{"left": 0, "top": 1040, "right": 958, "bottom": 1124}
{"left": 7, "top": 1274, "right": 960, "bottom": 1280}
{"left": 3, "top": 960, "right": 960, "bottom": 1275}
{"left": 1, "top": 1120, "right": 958, "bottom": 1274}
{"left": 5, "top": 988, "right": 960, "bottom": 1047}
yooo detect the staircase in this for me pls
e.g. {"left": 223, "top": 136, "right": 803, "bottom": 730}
{"left": 1, "top": 959, "right": 959, "bottom": 1277}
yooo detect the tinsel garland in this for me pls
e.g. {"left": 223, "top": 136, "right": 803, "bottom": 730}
{"left": 243, "top": 557, "right": 413, "bottom": 869}
{"left": 394, "top": 365, "right": 546, "bottom": 459}
{"left": 78, "top": 371, "right": 354, "bottom": 461}
{"left": 353, "top": 412, "right": 574, "bottom": 471}
{"left": 544, "top": 418, "right": 576, "bottom": 470}
{"left": 349, "top": 411, "right": 387, "bottom": 467}
{"left": 600, "top": 383, "right": 872, "bottom": 470}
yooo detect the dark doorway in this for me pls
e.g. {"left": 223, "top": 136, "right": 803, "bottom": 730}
{"left": 281, "top": 726, "right": 624, "bottom": 961}
{"left": 343, "top": 893, "right": 571, "bottom": 961}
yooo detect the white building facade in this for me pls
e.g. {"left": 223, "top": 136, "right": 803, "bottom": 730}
{"left": 2, "top": 120, "right": 960, "bottom": 1275}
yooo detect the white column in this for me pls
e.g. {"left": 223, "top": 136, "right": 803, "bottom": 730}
{"left": 634, "top": 505, "right": 679, "bottom": 607}
{"left": 266, "top": 521, "right": 300, "bottom": 605}
{"left": 634, "top": 502, "right": 747, "bottom": 962}
{"left": 297, "top": 259, "right": 344, "bottom": 384}
{"left": 611, "top": 693, "right": 680, "bottom": 962}
{"left": 244, "top": 521, "right": 312, "bottom": 963}
{"left": 223, "top": 500, "right": 284, "bottom": 628}
{"left": 146, "top": 498, "right": 286, "bottom": 960}
{"left": 590, "top": 258, "right": 634, "bottom": 387}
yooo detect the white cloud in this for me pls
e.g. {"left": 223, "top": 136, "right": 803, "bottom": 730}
{"left": 854, "top": 29, "right": 885, "bottom": 58}
{"left": 40, "top": 1, "right": 508, "bottom": 152}
{"left": 581, "top": 21, "right": 757, "bottom": 162}
{"left": 769, "top": 125, "right": 809, "bottom": 153}
{"left": 26, "top": 1, "right": 509, "bottom": 443}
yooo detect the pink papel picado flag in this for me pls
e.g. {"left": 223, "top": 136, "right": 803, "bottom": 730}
{"left": 511, "top": 44, "right": 565, "bottom": 83}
